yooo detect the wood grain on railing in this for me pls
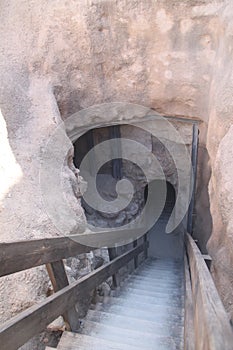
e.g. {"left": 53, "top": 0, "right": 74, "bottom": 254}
{"left": 46, "top": 261, "right": 79, "bottom": 331}
{"left": 185, "top": 233, "right": 233, "bottom": 350}
{"left": 0, "top": 228, "right": 146, "bottom": 277}
{"left": 184, "top": 253, "right": 194, "bottom": 350}
{"left": 108, "top": 247, "right": 120, "bottom": 288}
{"left": 0, "top": 241, "right": 146, "bottom": 350}
{"left": 0, "top": 236, "right": 92, "bottom": 277}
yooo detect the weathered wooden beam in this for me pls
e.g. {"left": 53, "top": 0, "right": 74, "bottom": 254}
{"left": 0, "top": 242, "right": 145, "bottom": 350}
{"left": 185, "top": 233, "right": 233, "bottom": 350}
{"left": 133, "top": 240, "right": 138, "bottom": 269}
{"left": 46, "top": 261, "right": 79, "bottom": 331}
{"left": 0, "top": 237, "right": 92, "bottom": 277}
{"left": 184, "top": 253, "right": 194, "bottom": 350}
{"left": 108, "top": 247, "right": 120, "bottom": 288}
{"left": 0, "top": 228, "right": 146, "bottom": 277}
{"left": 144, "top": 233, "right": 148, "bottom": 259}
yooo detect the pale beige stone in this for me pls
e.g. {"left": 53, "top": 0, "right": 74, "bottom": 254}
{"left": 0, "top": 2, "right": 233, "bottom": 349}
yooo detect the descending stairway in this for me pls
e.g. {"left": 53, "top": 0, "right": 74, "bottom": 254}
{"left": 51, "top": 258, "right": 184, "bottom": 350}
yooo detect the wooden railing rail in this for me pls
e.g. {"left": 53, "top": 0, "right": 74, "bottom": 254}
{"left": 0, "top": 227, "right": 146, "bottom": 277}
{"left": 0, "top": 236, "right": 92, "bottom": 277}
{"left": 184, "top": 233, "right": 233, "bottom": 350}
{"left": 0, "top": 233, "right": 148, "bottom": 350}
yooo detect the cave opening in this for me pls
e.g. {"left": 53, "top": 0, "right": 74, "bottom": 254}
{"left": 72, "top": 118, "right": 197, "bottom": 259}
{"left": 145, "top": 180, "right": 183, "bottom": 259}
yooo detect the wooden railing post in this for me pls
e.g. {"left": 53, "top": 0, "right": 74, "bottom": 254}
{"left": 46, "top": 260, "right": 79, "bottom": 331}
{"left": 144, "top": 233, "right": 148, "bottom": 259}
{"left": 185, "top": 233, "right": 233, "bottom": 349}
{"left": 108, "top": 247, "right": 120, "bottom": 288}
{"left": 133, "top": 239, "right": 138, "bottom": 269}
{"left": 0, "top": 241, "right": 145, "bottom": 350}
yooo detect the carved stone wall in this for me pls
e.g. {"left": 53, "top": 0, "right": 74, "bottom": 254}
{"left": 0, "top": 2, "right": 233, "bottom": 346}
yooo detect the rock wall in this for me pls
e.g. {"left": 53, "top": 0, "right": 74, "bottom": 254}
{"left": 0, "top": 0, "right": 218, "bottom": 237}
{"left": 206, "top": 0, "right": 233, "bottom": 320}
{"left": 1, "top": 0, "right": 233, "bottom": 347}
{"left": 81, "top": 121, "right": 192, "bottom": 230}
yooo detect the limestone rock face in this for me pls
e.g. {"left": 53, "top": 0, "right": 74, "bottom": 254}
{"left": 0, "top": 1, "right": 233, "bottom": 348}
{"left": 206, "top": 0, "right": 233, "bottom": 319}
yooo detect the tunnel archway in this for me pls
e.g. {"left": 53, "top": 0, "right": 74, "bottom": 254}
{"left": 71, "top": 112, "right": 193, "bottom": 251}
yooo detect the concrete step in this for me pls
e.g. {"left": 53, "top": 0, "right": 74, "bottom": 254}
{"left": 130, "top": 269, "right": 183, "bottom": 279}
{"left": 127, "top": 274, "right": 183, "bottom": 285}
{"left": 96, "top": 297, "right": 183, "bottom": 315}
{"left": 115, "top": 287, "right": 184, "bottom": 302}
{"left": 91, "top": 303, "right": 184, "bottom": 324}
{"left": 131, "top": 265, "right": 181, "bottom": 274}
{"left": 110, "top": 293, "right": 183, "bottom": 308}
{"left": 57, "top": 331, "right": 142, "bottom": 350}
{"left": 85, "top": 310, "right": 184, "bottom": 339}
{"left": 124, "top": 280, "right": 184, "bottom": 294}
{"left": 126, "top": 279, "right": 183, "bottom": 291}
{"left": 138, "top": 260, "right": 183, "bottom": 269}
{"left": 139, "top": 262, "right": 183, "bottom": 271}
{"left": 134, "top": 269, "right": 183, "bottom": 278}
{"left": 111, "top": 286, "right": 184, "bottom": 306}
{"left": 132, "top": 270, "right": 183, "bottom": 281}
{"left": 79, "top": 320, "right": 179, "bottom": 350}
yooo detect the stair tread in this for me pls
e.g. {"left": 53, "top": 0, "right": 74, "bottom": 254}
{"left": 128, "top": 274, "right": 183, "bottom": 282}
{"left": 110, "top": 293, "right": 183, "bottom": 307}
{"left": 93, "top": 303, "right": 184, "bottom": 323}
{"left": 129, "top": 273, "right": 183, "bottom": 280}
{"left": 137, "top": 263, "right": 183, "bottom": 269}
{"left": 79, "top": 320, "right": 180, "bottom": 349}
{"left": 124, "top": 284, "right": 183, "bottom": 295}
{"left": 117, "top": 287, "right": 184, "bottom": 301}
{"left": 124, "top": 282, "right": 183, "bottom": 292}
{"left": 136, "top": 261, "right": 183, "bottom": 268}
{"left": 57, "top": 331, "right": 142, "bottom": 350}
{"left": 86, "top": 310, "right": 184, "bottom": 337}
{"left": 138, "top": 265, "right": 183, "bottom": 272}
{"left": 81, "top": 319, "right": 178, "bottom": 339}
{"left": 132, "top": 273, "right": 183, "bottom": 281}
{"left": 133, "top": 270, "right": 183, "bottom": 277}
{"left": 96, "top": 297, "right": 183, "bottom": 313}
{"left": 134, "top": 271, "right": 183, "bottom": 278}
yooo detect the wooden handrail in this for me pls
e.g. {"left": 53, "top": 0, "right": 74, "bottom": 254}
{"left": 0, "top": 227, "right": 145, "bottom": 277}
{"left": 185, "top": 233, "right": 233, "bottom": 350}
{"left": 0, "top": 239, "right": 147, "bottom": 350}
{"left": 184, "top": 253, "right": 194, "bottom": 350}
{"left": 0, "top": 236, "right": 92, "bottom": 277}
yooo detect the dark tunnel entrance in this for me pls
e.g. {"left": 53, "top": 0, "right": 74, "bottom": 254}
{"left": 73, "top": 124, "right": 187, "bottom": 258}
{"left": 145, "top": 180, "right": 183, "bottom": 260}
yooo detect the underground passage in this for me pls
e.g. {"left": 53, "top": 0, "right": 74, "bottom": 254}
{"left": 1, "top": 1, "right": 233, "bottom": 349}
{"left": 1, "top": 107, "right": 232, "bottom": 350}
{"left": 74, "top": 121, "right": 183, "bottom": 257}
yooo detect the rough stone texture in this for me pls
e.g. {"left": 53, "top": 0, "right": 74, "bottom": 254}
{"left": 83, "top": 122, "right": 192, "bottom": 229}
{"left": 0, "top": 0, "right": 233, "bottom": 348}
{"left": 206, "top": 0, "right": 233, "bottom": 320}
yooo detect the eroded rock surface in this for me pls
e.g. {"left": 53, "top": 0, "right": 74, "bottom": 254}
{"left": 206, "top": 0, "right": 233, "bottom": 316}
{"left": 0, "top": 2, "right": 233, "bottom": 349}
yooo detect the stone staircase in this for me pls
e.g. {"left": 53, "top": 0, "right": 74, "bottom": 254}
{"left": 48, "top": 259, "right": 184, "bottom": 350}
